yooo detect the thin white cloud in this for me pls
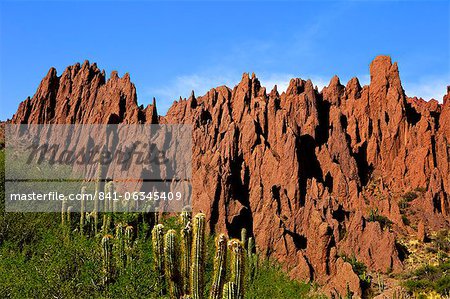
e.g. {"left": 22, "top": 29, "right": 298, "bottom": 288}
{"left": 403, "top": 77, "right": 449, "bottom": 102}
{"left": 144, "top": 71, "right": 376, "bottom": 115}
{"left": 143, "top": 72, "right": 239, "bottom": 114}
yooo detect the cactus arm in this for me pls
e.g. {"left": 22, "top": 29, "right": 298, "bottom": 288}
{"left": 240, "top": 228, "right": 247, "bottom": 248}
{"left": 114, "top": 223, "right": 125, "bottom": 272}
{"left": 180, "top": 208, "right": 191, "bottom": 227}
{"left": 66, "top": 206, "right": 73, "bottom": 228}
{"left": 152, "top": 224, "right": 166, "bottom": 295}
{"left": 228, "top": 239, "right": 245, "bottom": 299}
{"left": 61, "top": 197, "right": 67, "bottom": 226}
{"left": 209, "top": 233, "right": 228, "bottom": 299}
{"left": 191, "top": 213, "right": 206, "bottom": 299}
{"left": 181, "top": 220, "right": 193, "bottom": 295}
{"left": 222, "top": 282, "right": 238, "bottom": 299}
{"left": 93, "top": 162, "right": 103, "bottom": 235}
{"left": 164, "top": 229, "right": 182, "bottom": 299}
{"left": 80, "top": 186, "right": 86, "bottom": 234}
{"left": 101, "top": 234, "right": 113, "bottom": 285}
{"left": 125, "top": 225, "right": 134, "bottom": 268}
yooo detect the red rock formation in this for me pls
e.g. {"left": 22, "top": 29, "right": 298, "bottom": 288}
{"left": 9, "top": 56, "right": 450, "bottom": 296}
{"left": 417, "top": 220, "right": 426, "bottom": 242}
{"left": 12, "top": 61, "right": 153, "bottom": 125}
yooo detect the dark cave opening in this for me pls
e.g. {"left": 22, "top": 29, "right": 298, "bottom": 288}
{"left": 227, "top": 207, "right": 253, "bottom": 240}
{"left": 405, "top": 102, "right": 421, "bottom": 126}
{"left": 315, "top": 96, "right": 330, "bottom": 146}
{"left": 297, "top": 134, "right": 324, "bottom": 206}
{"left": 324, "top": 172, "right": 333, "bottom": 193}
{"left": 352, "top": 141, "right": 372, "bottom": 187}
{"left": 284, "top": 229, "right": 307, "bottom": 250}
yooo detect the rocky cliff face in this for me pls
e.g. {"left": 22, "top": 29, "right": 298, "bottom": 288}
{"left": 10, "top": 56, "right": 450, "bottom": 296}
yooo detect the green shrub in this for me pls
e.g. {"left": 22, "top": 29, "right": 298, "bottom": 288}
{"left": 403, "top": 261, "right": 450, "bottom": 296}
{"left": 403, "top": 279, "right": 433, "bottom": 292}
{"left": 367, "top": 209, "right": 393, "bottom": 229}
{"left": 435, "top": 275, "right": 450, "bottom": 295}
{"left": 401, "top": 215, "right": 410, "bottom": 225}
{"left": 402, "top": 191, "right": 418, "bottom": 202}
{"left": 340, "top": 254, "right": 372, "bottom": 291}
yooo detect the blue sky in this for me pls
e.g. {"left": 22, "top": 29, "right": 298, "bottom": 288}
{"left": 0, "top": 1, "right": 449, "bottom": 120}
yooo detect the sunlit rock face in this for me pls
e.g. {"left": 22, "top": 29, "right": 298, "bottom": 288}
{"left": 11, "top": 56, "right": 450, "bottom": 296}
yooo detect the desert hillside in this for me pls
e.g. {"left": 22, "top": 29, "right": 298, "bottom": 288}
{"left": 6, "top": 55, "right": 450, "bottom": 297}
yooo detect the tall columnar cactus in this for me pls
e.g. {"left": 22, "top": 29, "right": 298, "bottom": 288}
{"left": 164, "top": 229, "right": 182, "bottom": 299}
{"left": 114, "top": 223, "right": 125, "bottom": 271}
{"left": 94, "top": 163, "right": 103, "bottom": 235}
{"left": 125, "top": 225, "right": 134, "bottom": 267}
{"left": 86, "top": 211, "right": 95, "bottom": 235}
{"left": 240, "top": 228, "right": 247, "bottom": 248}
{"left": 247, "top": 237, "right": 257, "bottom": 280}
{"left": 80, "top": 186, "right": 86, "bottom": 234}
{"left": 209, "top": 234, "right": 228, "bottom": 299}
{"left": 66, "top": 206, "right": 73, "bottom": 228}
{"left": 152, "top": 224, "right": 166, "bottom": 295}
{"left": 102, "top": 181, "right": 114, "bottom": 233}
{"left": 61, "top": 197, "right": 67, "bottom": 226}
{"left": 154, "top": 208, "right": 160, "bottom": 226}
{"left": 222, "top": 282, "right": 238, "bottom": 299}
{"left": 191, "top": 213, "right": 206, "bottom": 299}
{"left": 101, "top": 234, "right": 113, "bottom": 285}
{"left": 229, "top": 239, "right": 245, "bottom": 299}
{"left": 181, "top": 220, "right": 192, "bottom": 295}
{"left": 180, "top": 208, "right": 191, "bottom": 228}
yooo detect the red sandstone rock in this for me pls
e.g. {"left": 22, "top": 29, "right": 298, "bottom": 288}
{"left": 8, "top": 56, "right": 450, "bottom": 295}
{"left": 417, "top": 220, "right": 426, "bottom": 242}
{"left": 326, "top": 257, "right": 362, "bottom": 298}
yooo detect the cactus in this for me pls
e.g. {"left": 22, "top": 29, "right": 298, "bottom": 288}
{"left": 222, "top": 282, "right": 238, "bottom": 299}
{"left": 180, "top": 208, "right": 191, "bottom": 227}
{"left": 164, "top": 229, "right": 182, "bottom": 299}
{"left": 152, "top": 224, "right": 166, "bottom": 295}
{"left": 181, "top": 220, "right": 192, "bottom": 295}
{"left": 93, "top": 162, "right": 103, "bottom": 235}
{"left": 66, "top": 206, "right": 73, "bottom": 228}
{"left": 86, "top": 211, "right": 95, "bottom": 235}
{"left": 247, "top": 237, "right": 258, "bottom": 280}
{"left": 191, "top": 213, "right": 206, "bottom": 299}
{"left": 102, "top": 181, "right": 114, "bottom": 233}
{"left": 247, "top": 237, "right": 254, "bottom": 259}
{"left": 154, "top": 208, "right": 160, "bottom": 226}
{"left": 114, "top": 223, "right": 126, "bottom": 271}
{"left": 101, "top": 234, "right": 113, "bottom": 285}
{"left": 240, "top": 228, "right": 247, "bottom": 248}
{"left": 228, "top": 239, "right": 245, "bottom": 299}
{"left": 125, "top": 225, "right": 134, "bottom": 267}
{"left": 80, "top": 186, "right": 86, "bottom": 234}
{"left": 209, "top": 234, "right": 228, "bottom": 299}
{"left": 61, "top": 197, "right": 67, "bottom": 226}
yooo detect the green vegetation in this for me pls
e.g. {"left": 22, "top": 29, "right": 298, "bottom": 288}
{"left": 402, "top": 191, "right": 418, "bottom": 202}
{"left": 398, "top": 191, "right": 419, "bottom": 214}
{"left": 367, "top": 208, "right": 393, "bottom": 230}
{"left": 0, "top": 150, "right": 321, "bottom": 298}
{"left": 341, "top": 254, "right": 371, "bottom": 291}
{"left": 403, "top": 261, "right": 450, "bottom": 296}
{"left": 401, "top": 214, "right": 410, "bottom": 225}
